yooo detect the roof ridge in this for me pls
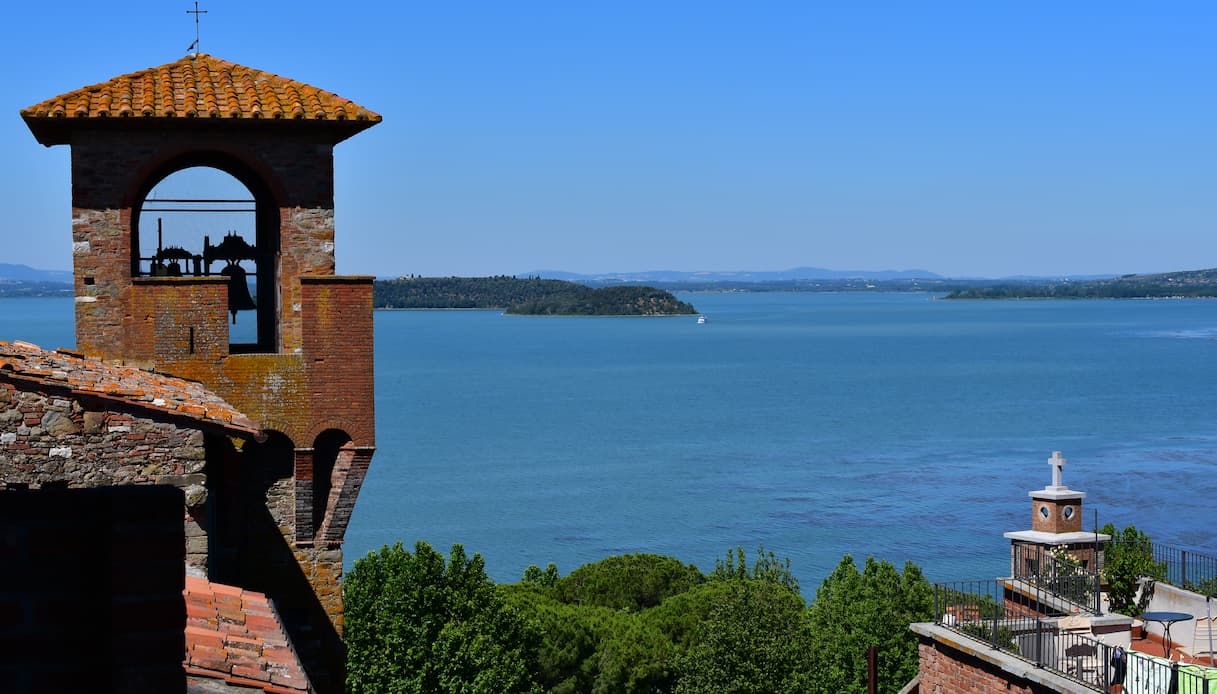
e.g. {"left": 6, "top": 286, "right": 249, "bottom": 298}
{"left": 21, "top": 53, "right": 380, "bottom": 145}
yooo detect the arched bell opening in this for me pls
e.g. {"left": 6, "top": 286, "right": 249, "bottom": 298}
{"left": 131, "top": 157, "right": 280, "bottom": 353}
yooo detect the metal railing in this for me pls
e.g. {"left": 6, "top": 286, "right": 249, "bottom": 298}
{"left": 1152, "top": 544, "right": 1217, "bottom": 596}
{"left": 934, "top": 579, "right": 1216, "bottom": 692}
{"left": 1096, "top": 541, "right": 1217, "bottom": 597}
{"left": 1011, "top": 542, "right": 1102, "bottom": 614}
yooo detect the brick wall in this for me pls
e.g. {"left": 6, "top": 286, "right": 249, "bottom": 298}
{"left": 1031, "top": 498, "right": 1084, "bottom": 534}
{"left": 919, "top": 641, "right": 1040, "bottom": 694}
{"left": 300, "top": 276, "right": 376, "bottom": 447}
{"left": 127, "top": 276, "right": 230, "bottom": 366}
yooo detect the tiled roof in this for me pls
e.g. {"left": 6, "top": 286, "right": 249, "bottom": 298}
{"left": 184, "top": 576, "right": 313, "bottom": 693}
{"left": 22, "top": 53, "right": 381, "bottom": 145}
{"left": 0, "top": 340, "right": 260, "bottom": 435}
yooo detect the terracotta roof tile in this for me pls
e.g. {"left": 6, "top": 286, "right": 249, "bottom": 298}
{"left": 184, "top": 576, "right": 312, "bottom": 693}
{"left": 22, "top": 53, "right": 381, "bottom": 145}
{"left": 0, "top": 340, "right": 260, "bottom": 436}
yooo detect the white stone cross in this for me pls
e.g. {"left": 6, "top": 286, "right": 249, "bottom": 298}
{"left": 1048, "top": 451, "right": 1067, "bottom": 488}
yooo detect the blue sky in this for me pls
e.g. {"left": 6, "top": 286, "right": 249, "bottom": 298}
{"left": 4, "top": 1, "right": 1215, "bottom": 278}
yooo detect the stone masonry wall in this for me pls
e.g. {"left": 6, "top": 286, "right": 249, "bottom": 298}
{"left": 0, "top": 379, "right": 213, "bottom": 572}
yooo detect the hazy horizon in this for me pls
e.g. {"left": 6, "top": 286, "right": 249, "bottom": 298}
{"left": 5, "top": 259, "right": 1206, "bottom": 283}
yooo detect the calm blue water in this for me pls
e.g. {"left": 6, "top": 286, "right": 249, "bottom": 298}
{"left": 4, "top": 294, "right": 1216, "bottom": 591}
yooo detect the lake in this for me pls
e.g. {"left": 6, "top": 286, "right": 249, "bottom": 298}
{"left": 3, "top": 293, "right": 1216, "bottom": 590}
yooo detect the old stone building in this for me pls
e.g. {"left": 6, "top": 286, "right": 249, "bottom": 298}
{"left": 3, "top": 52, "right": 382, "bottom": 692}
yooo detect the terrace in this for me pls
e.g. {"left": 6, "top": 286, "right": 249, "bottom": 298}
{"left": 922, "top": 541, "right": 1216, "bottom": 693}
{"left": 911, "top": 452, "right": 1215, "bottom": 693}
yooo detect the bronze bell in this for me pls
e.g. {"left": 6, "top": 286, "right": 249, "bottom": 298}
{"left": 220, "top": 262, "right": 257, "bottom": 323}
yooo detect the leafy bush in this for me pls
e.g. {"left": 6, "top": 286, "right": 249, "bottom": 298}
{"left": 1101, "top": 524, "right": 1167, "bottom": 618}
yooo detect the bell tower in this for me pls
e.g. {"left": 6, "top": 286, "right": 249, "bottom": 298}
{"left": 23, "top": 53, "right": 382, "bottom": 688}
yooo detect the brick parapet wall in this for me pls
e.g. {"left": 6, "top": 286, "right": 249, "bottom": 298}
{"left": 128, "top": 277, "right": 230, "bottom": 366}
{"left": 300, "top": 276, "right": 375, "bottom": 447}
{"left": 912, "top": 623, "right": 1093, "bottom": 694}
{"left": 0, "top": 379, "right": 216, "bottom": 572}
{"left": 918, "top": 641, "right": 1039, "bottom": 694}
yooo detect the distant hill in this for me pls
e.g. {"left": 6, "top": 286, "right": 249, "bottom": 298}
{"left": 0, "top": 265, "right": 72, "bottom": 298}
{"left": 0, "top": 264, "right": 72, "bottom": 283}
{"left": 375, "top": 276, "right": 696, "bottom": 315}
{"left": 943, "top": 267, "right": 1217, "bottom": 299}
{"left": 530, "top": 267, "right": 943, "bottom": 284}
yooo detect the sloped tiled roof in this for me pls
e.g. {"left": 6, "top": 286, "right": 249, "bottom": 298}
{"left": 22, "top": 53, "right": 381, "bottom": 145}
{"left": 184, "top": 576, "right": 312, "bottom": 693}
{"left": 0, "top": 340, "right": 260, "bottom": 436}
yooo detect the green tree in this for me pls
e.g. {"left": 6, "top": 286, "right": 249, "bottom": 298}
{"left": 803, "top": 555, "right": 933, "bottom": 694}
{"left": 344, "top": 541, "right": 542, "bottom": 694}
{"left": 1101, "top": 523, "right": 1167, "bottom": 617}
{"left": 522, "top": 562, "right": 561, "bottom": 588}
{"left": 709, "top": 545, "right": 800, "bottom": 594}
{"left": 675, "top": 580, "right": 811, "bottom": 694}
{"left": 552, "top": 553, "right": 705, "bottom": 611}
{"left": 502, "top": 582, "right": 687, "bottom": 694}
{"left": 500, "top": 586, "right": 600, "bottom": 694}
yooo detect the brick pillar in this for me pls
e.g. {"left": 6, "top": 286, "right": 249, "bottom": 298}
{"left": 294, "top": 447, "right": 314, "bottom": 541}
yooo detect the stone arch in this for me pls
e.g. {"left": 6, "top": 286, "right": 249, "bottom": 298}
{"left": 310, "top": 428, "right": 352, "bottom": 542}
{"left": 303, "top": 417, "right": 372, "bottom": 451}
{"left": 128, "top": 150, "right": 283, "bottom": 352}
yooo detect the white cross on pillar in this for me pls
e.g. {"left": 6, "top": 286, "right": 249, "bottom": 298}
{"left": 1048, "top": 451, "right": 1067, "bottom": 488}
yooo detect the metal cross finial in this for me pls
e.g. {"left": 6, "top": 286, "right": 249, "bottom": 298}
{"left": 186, "top": 1, "right": 208, "bottom": 56}
{"left": 1048, "top": 450, "right": 1067, "bottom": 488}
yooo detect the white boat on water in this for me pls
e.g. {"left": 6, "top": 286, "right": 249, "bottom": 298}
{"left": 697, "top": 314, "right": 707, "bottom": 324}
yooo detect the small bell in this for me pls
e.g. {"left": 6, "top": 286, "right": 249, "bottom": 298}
{"left": 220, "top": 262, "right": 256, "bottom": 323}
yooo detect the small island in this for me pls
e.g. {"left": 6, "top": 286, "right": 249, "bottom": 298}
{"left": 374, "top": 276, "right": 697, "bottom": 316}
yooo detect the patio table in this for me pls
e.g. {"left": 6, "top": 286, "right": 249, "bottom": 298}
{"left": 1141, "top": 611, "right": 1194, "bottom": 657}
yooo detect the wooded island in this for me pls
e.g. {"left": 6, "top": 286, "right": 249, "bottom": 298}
{"left": 374, "top": 276, "right": 697, "bottom": 315}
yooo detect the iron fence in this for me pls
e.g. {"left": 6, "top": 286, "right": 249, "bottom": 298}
{"left": 1011, "top": 542, "right": 1102, "bottom": 614}
{"left": 933, "top": 579, "right": 1217, "bottom": 692}
{"left": 1152, "top": 545, "right": 1217, "bottom": 597}
{"left": 1097, "top": 541, "right": 1217, "bottom": 597}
